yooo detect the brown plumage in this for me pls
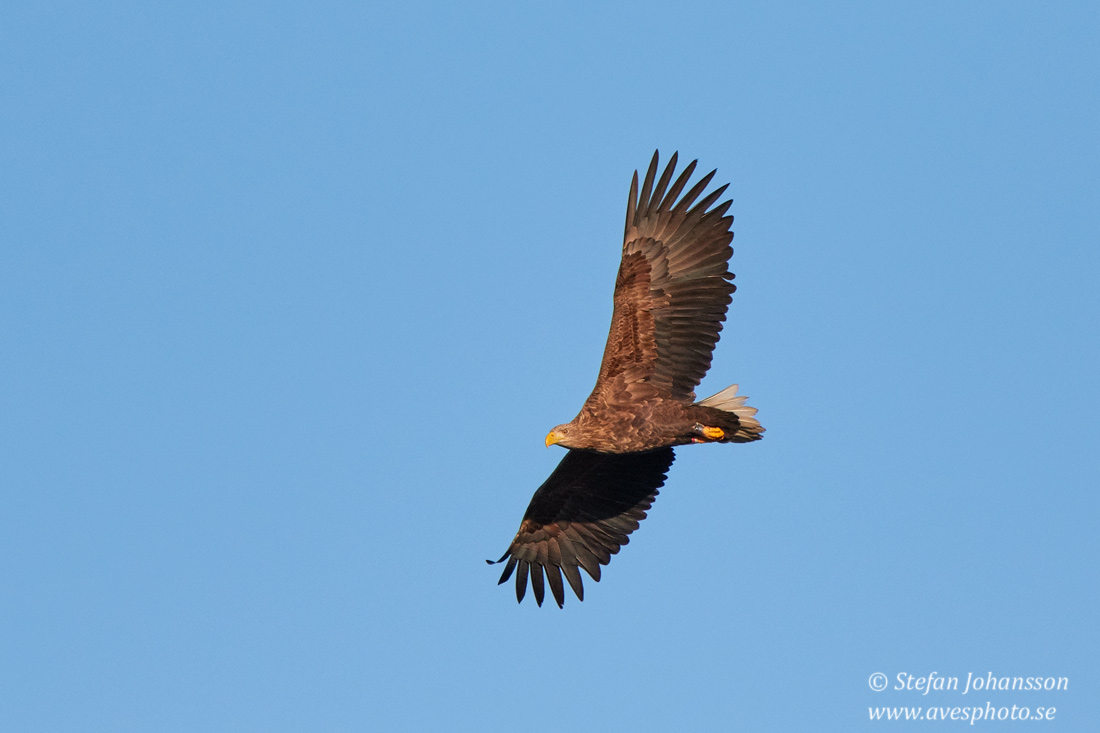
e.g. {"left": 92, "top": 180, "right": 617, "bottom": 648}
{"left": 489, "top": 151, "right": 764, "bottom": 607}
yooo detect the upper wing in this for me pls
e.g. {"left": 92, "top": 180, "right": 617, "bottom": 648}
{"left": 590, "top": 151, "right": 737, "bottom": 405}
{"left": 489, "top": 447, "right": 675, "bottom": 608}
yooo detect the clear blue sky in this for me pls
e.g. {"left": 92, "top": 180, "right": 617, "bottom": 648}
{"left": 3, "top": 2, "right": 1098, "bottom": 731}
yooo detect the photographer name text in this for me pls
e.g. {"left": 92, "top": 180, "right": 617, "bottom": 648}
{"left": 892, "top": 671, "right": 1068, "bottom": 696}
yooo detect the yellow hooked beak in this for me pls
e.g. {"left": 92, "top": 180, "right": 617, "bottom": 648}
{"left": 545, "top": 431, "right": 561, "bottom": 448}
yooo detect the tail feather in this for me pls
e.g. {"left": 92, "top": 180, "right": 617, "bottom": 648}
{"left": 696, "top": 384, "right": 764, "bottom": 442}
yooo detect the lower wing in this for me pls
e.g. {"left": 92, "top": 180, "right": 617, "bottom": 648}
{"left": 488, "top": 447, "right": 675, "bottom": 607}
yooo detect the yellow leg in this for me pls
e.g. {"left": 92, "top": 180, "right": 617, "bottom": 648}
{"left": 701, "top": 426, "right": 725, "bottom": 440}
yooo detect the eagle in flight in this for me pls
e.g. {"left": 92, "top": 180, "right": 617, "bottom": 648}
{"left": 489, "top": 151, "right": 764, "bottom": 607}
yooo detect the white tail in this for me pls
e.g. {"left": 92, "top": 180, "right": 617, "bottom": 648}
{"left": 697, "top": 384, "right": 762, "bottom": 433}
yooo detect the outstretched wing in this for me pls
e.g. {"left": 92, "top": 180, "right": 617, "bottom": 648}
{"left": 589, "top": 151, "right": 737, "bottom": 406}
{"left": 489, "top": 447, "right": 675, "bottom": 608}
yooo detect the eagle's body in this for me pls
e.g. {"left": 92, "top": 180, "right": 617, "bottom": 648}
{"left": 560, "top": 397, "right": 755, "bottom": 453}
{"left": 490, "top": 151, "right": 764, "bottom": 607}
